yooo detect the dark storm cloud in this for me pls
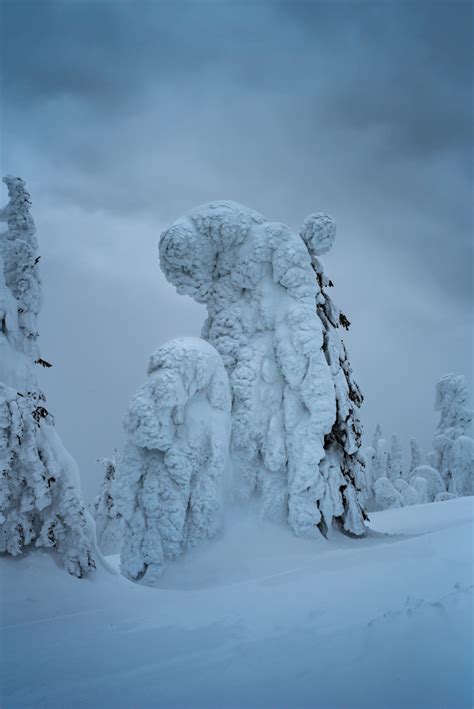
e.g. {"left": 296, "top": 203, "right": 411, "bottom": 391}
{"left": 0, "top": 0, "right": 471, "bottom": 497}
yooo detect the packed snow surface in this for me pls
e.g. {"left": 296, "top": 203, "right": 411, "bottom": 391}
{"left": 1, "top": 497, "right": 473, "bottom": 708}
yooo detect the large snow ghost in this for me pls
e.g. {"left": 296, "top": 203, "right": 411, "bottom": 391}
{"left": 0, "top": 177, "right": 95, "bottom": 577}
{"left": 160, "top": 201, "right": 366, "bottom": 537}
{"left": 115, "top": 337, "right": 231, "bottom": 583}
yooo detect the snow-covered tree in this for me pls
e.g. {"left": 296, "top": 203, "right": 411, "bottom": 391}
{"left": 435, "top": 492, "right": 457, "bottom": 502}
{"left": 393, "top": 479, "right": 419, "bottom": 507}
{"left": 160, "top": 202, "right": 367, "bottom": 538}
{"left": 91, "top": 456, "right": 122, "bottom": 555}
{"left": 358, "top": 445, "right": 375, "bottom": 510}
{"left": 373, "top": 434, "right": 389, "bottom": 482}
{"left": 114, "top": 338, "right": 231, "bottom": 583}
{"left": 300, "top": 213, "right": 367, "bottom": 535}
{"left": 435, "top": 374, "right": 472, "bottom": 439}
{"left": 0, "top": 176, "right": 95, "bottom": 577}
{"left": 409, "top": 438, "right": 424, "bottom": 473}
{"left": 373, "top": 477, "right": 403, "bottom": 511}
{"left": 430, "top": 374, "right": 473, "bottom": 494}
{"left": 449, "top": 435, "right": 473, "bottom": 496}
{"left": 410, "top": 465, "right": 444, "bottom": 502}
{"left": 372, "top": 424, "right": 383, "bottom": 452}
{"left": 411, "top": 475, "right": 428, "bottom": 504}
{"left": 387, "top": 434, "right": 403, "bottom": 481}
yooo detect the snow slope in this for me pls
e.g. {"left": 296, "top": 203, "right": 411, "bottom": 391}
{"left": 1, "top": 497, "right": 473, "bottom": 708}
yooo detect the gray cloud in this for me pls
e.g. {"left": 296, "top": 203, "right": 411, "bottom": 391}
{"left": 1, "top": 0, "right": 472, "bottom": 498}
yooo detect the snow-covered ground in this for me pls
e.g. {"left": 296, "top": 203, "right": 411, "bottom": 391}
{"left": 1, "top": 497, "right": 473, "bottom": 709}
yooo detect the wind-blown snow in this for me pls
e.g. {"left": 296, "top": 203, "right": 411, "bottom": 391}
{"left": 1, "top": 497, "right": 472, "bottom": 708}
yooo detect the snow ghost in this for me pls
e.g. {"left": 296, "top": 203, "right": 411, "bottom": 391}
{"left": 0, "top": 176, "right": 95, "bottom": 577}
{"left": 115, "top": 337, "right": 231, "bottom": 583}
{"left": 160, "top": 201, "right": 366, "bottom": 537}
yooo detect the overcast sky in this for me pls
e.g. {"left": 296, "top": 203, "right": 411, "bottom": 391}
{"left": 1, "top": 0, "right": 472, "bottom": 500}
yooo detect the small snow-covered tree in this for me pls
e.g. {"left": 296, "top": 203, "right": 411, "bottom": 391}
{"left": 160, "top": 202, "right": 367, "bottom": 538}
{"left": 372, "top": 424, "right": 383, "bottom": 451}
{"left": 91, "top": 456, "right": 122, "bottom": 555}
{"left": 0, "top": 176, "right": 95, "bottom": 577}
{"left": 373, "top": 434, "right": 388, "bottom": 482}
{"left": 393, "top": 479, "right": 419, "bottom": 507}
{"left": 409, "top": 438, "right": 424, "bottom": 474}
{"left": 411, "top": 476, "right": 428, "bottom": 504}
{"left": 358, "top": 445, "right": 375, "bottom": 510}
{"left": 373, "top": 477, "right": 403, "bottom": 511}
{"left": 387, "top": 434, "right": 403, "bottom": 482}
{"left": 410, "top": 465, "right": 444, "bottom": 502}
{"left": 114, "top": 338, "right": 231, "bottom": 583}
{"left": 429, "top": 374, "right": 473, "bottom": 494}
{"left": 449, "top": 435, "right": 473, "bottom": 496}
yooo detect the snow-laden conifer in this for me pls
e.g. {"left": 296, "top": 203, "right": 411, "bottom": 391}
{"left": 300, "top": 213, "right": 367, "bottom": 535}
{"left": 387, "top": 434, "right": 403, "bottom": 481}
{"left": 91, "top": 456, "right": 122, "bottom": 555}
{"left": 160, "top": 202, "right": 366, "bottom": 538}
{"left": 410, "top": 465, "right": 445, "bottom": 502}
{"left": 115, "top": 338, "right": 231, "bottom": 583}
{"left": 0, "top": 177, "right": 95, "bottom": 577}
{"left": 409, "top": 438, "right": 424, "bottom": 474}
{"left": 430, "top": 374, "right": 473, "bottom": 494}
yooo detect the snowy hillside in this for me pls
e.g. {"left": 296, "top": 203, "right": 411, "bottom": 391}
{"left": 1, "top": 496, "right": 472, "bottom": 709}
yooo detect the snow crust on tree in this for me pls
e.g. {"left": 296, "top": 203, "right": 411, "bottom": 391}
{"left": 0, "top": 177, "right": 95, "bottom": 577}
{"left": 91, "top": 456, "right": 122, "bottom": 555}
{"left": 114, "top": 337, "right": 231, "bottom": 583}
{"left": 160, "top": 201, "right": 366, "bottom": 538}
